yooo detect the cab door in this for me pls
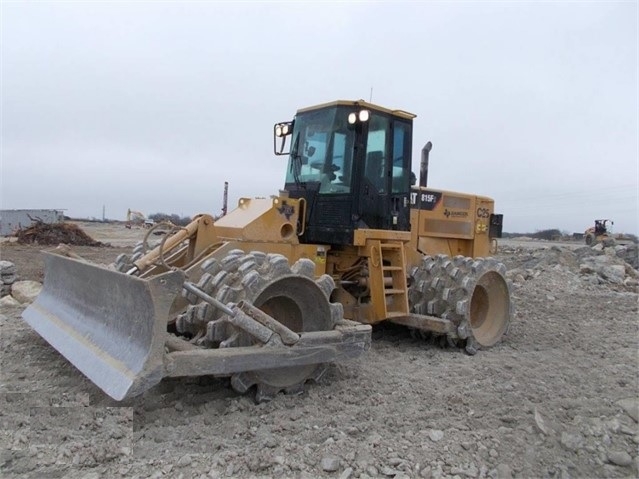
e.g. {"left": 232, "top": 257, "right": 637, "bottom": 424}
{"left": 389, "top": 120, "right": 412, "bottom": 231}
{"left": 355, "top": 114, "right": 411, "bottom": 231}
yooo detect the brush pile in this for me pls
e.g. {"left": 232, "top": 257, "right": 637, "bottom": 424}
{"left": 16, "top": 222, "right": 103, "bottom": 246}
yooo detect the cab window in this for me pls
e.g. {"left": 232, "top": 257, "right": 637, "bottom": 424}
{"left": 364, "top": 115, "right": 390, "bottom": 193}
{"left": 391, "top": 121, "right": 410, "bottom": 193}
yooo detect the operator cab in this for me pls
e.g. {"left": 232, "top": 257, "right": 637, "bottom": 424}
{"left": 594, "top": 219, "right": 612, "bottom": 235}
{"left": 275, "top": 100, "right": 415, "bottom": 246}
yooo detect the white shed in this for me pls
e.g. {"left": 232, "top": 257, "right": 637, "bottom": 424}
{"left": 0, "top": 209, "right": 65, "bottom": 236}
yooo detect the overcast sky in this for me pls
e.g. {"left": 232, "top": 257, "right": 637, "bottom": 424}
{"left": 2, "top": 1, "right": 637, "bottom": 234}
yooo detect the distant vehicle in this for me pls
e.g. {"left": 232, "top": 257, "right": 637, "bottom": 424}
{"left": 125, "top": 209, "right": 147, "bottom": 229}
{"left": 584, "top": 219, "right": 636, "bottom": 246}
{"left": 584, "top": 219, "right": 613, "bottom": 245}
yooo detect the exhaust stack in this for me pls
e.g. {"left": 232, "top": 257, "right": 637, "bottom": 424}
{"left": 222, "top": 181, "right": 229, "bottom": 217}
{"left": 420, "top": 142, "right": 432, "bottom": 188}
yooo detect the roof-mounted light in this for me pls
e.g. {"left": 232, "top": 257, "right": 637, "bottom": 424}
{"left": 273, "top": 120, "right": 294, "bottom": 155}
{"left": 348, "top": 109, "right": 371, "bottom": 125}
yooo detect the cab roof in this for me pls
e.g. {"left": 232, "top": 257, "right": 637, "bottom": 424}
{"left": 296, "top": 100, "right": 416, "bottom": 120}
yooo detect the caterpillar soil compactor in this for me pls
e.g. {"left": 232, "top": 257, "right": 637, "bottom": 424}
{"left": 22, "top": 100, "right": 512, "bottom": 402}
{"left": 584, "top": 219, "right": 614, "bottom": 246}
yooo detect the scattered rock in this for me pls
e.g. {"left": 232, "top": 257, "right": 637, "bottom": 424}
{"left": 339, "top": 467, "right": 354, "bottom": 479}
{"left": 321, "top": 456, "right": 340, "bottom": 472}
{"left": 560, "top": 432, "right": 584, "bottom": 452}
{"left": 0, "top": 295, "right": 21, "bottom": 308}
{"left": 428, "top": 429, "right": 444, "bottom": 442}
{"left": 380, "top": 466, "right": 400, "bottom": 477}
{"left": 1, "top": 261, "right": 17, "bottom": 298}
{"left": 177, "top": 454, "right": 192, "bottom": 467}
{"left": 0, "top": 260, "right": 17, "bottom": 274}
{"left": 534, "top": 408, "right": 549, "bottom": 435}
{"left": 494, "top": 463, "right": 513, "bottom": 479}
{"left": 450, "top": 463, "right": 479, "bottom": 477}
{"left": 264, "top": 436, "right": 278, "bottom": 448}
{"left": 600, "top": 265, "right": 626, "bottom": 284}
{"left": 0, "top": 260, "right": 17, "bottom": 290}
{"left": 607, "top": 451, "right": 632, "bottom": 467}
{"left": 617, "top": 398, "right": 639, "bottom": 422}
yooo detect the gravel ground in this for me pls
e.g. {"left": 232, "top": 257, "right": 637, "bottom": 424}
{"left": 1, "top": 225, "right": 637, "bottom": 479}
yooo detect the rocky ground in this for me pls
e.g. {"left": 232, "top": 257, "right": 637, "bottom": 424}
{"left": 0, "top": 226, "right": 637, "bottom": 479}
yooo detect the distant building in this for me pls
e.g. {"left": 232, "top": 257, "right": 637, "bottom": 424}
{"left": 0, "top": 209, "right": 65, "bottom": 236}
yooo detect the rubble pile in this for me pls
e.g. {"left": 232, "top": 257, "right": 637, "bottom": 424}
{"left": 16, "top": 222, "right": 103, "bottom": 247}
{"left": 502, "top": 242, "right": 639, "bottom": 291}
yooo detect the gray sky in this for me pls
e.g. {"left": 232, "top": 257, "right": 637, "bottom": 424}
{"left": 2, "top": 1, "right": 638, "bottom": 234}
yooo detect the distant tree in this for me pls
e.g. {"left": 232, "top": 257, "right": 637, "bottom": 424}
{"left": 531, "top": 229, "right": 562, "bottom": 241}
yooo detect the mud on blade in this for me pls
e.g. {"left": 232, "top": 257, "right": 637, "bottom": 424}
{"left": 22, "top": 252, "right": 184, "bottom": 400}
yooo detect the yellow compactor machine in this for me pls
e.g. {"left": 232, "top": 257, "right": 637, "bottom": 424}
{"left": 23, "top": 100, "right": 512, "bottom": 402}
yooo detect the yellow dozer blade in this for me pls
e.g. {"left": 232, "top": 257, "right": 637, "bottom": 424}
{"left": 22, "top": 252, "right": 185, "bottom": 400}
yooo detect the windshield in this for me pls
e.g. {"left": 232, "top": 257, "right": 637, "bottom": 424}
{"left": 286, "top": 107, "right": 355, "bottom": 194}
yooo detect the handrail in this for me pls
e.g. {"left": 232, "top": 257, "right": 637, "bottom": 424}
{"left": 297, "top": 197, "right": 307, "bottom": 236}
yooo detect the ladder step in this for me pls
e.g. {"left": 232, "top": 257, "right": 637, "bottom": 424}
{"left": 380, "top": 243, "right": 402, "bottom": 249}
{"left": 383, "top": 266, "right": 403, "bottom": 271}
{"left": 384, "top": 289, "right": 407, "bottom": 295}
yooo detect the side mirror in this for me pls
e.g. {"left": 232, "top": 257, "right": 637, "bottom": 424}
{"left": 273, "top": 121, "right": 294, "bottom": 156}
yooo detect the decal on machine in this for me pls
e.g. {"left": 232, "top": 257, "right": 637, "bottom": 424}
{"left": 277, "top": 201, "right": 295, "bottom": 220}
{"left": 315, "top": 247, "right": 327, "bottom": 264}
{"left": 444, "top": 209, "right": 469, "bottom": 218}
{"left": 476, "top": 207, "right": 490, "bottom": 219}
{"left": 409, "top": 191, "right": 443, "bottom": 211}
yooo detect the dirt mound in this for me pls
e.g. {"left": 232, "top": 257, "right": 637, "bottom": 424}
{"left": 16, "top": 222, "right": 103, "bottom": 246}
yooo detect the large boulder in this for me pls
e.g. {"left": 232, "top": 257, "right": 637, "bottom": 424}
{"left": 11, "top": 281, "right": 42, "bottom": 304}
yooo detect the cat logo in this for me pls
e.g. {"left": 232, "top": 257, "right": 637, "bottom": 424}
{"left": 410, "top": 190, "right": 443, "bottom": 211}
